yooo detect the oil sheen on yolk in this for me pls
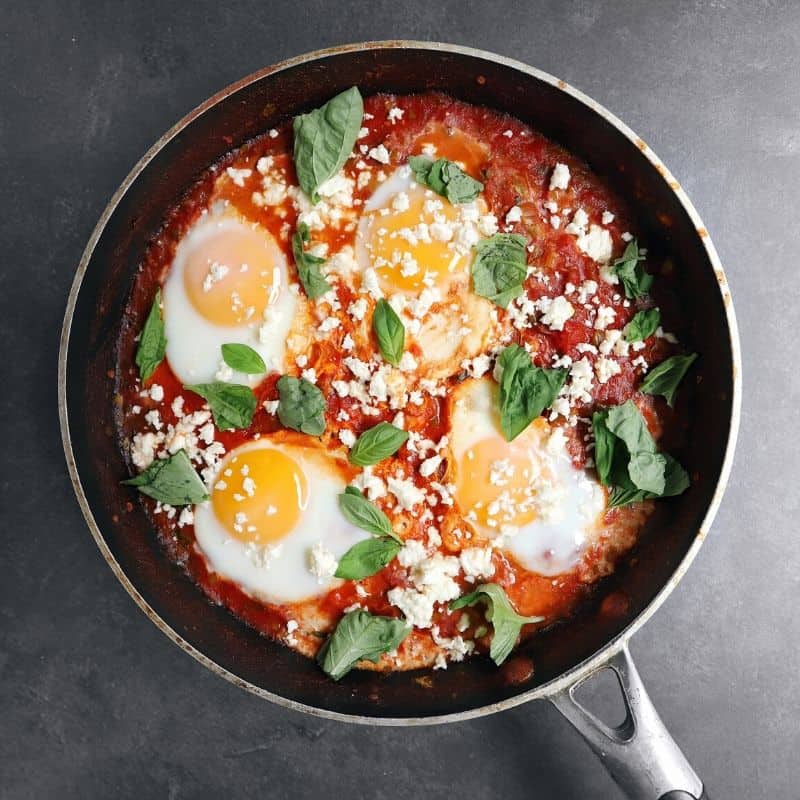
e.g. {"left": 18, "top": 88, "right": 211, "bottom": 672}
{"left": 184, "top": 223, "right": 281, "bottom": 326}
{"left": 365, "top": 188, "right": 467, "bottom": 292}
{"left": 212, "top": 448, "right": 309, "bottom": 545}
{"left": 456, "top": 436, "right": 541, "bottom": 531}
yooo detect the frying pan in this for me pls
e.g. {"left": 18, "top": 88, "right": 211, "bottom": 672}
{"left": 58, "top": 41, "right": 740, "bottom": 800}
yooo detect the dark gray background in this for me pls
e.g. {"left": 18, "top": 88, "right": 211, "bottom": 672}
{"left": 1, "top": 1, "right": 795, "bottom": 797}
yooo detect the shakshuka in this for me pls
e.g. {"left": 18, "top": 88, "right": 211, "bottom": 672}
{"left": 116, "top": 88, "right": 696, "bottom": 679}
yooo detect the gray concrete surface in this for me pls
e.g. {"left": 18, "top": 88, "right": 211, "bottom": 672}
{"left": 1, "top": 1, "right": 796, "bottom": 797}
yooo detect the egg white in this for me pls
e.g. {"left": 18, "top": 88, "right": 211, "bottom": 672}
{"left": 449, "top": 378, "right": 605, "bottom": 576}
{"left": 354, "top": 166, "right": 498, "bottom": 378}
{"left": 193, "top": 440, "right": 369, "bottom": 604}
{"left": 162, "top": 205, "right": 297, "bottom": 385}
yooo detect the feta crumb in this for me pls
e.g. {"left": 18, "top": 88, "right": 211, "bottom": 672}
{"left": 387, "top": 474, "right": 426, "bottom": 510}
{"left": 308, "top": 542, "right": 338, "bottom": 583}
{"left": 368, "top": 144, "right": 390, "bottom": 164}
{"left": 549, "top": 162, "right": 571, "bottom": 191}
{"left": 226, "top": 167, "right": 252, "bottom": 187}
{"left": 505, "top": 205, "right": 523, "bottom": 224}
{"left": 594, "top": 305, "right": 616, "bottom": 330}
{"left": 459, "top": 547, "right": 495, "bottom": 582}
{"left": 149, "top": 384, "right": 164, "bottom": 402}
{"left": 540, "top": 296, "right": 575, "bottom": 331}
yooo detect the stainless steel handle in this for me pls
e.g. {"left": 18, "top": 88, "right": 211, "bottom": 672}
{"left": 549, "top": 643, "right": 705, "bottom": 799}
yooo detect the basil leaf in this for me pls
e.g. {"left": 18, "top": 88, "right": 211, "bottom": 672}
{"left": 640, "top": 353, "right": 698, "bottom": 407}
{"left": 122, "top": 450, "right": 208, "bottom": 506}
{"left": 596, "top": 400, "right": 690, "bottom": 507}
{"left": 612, "top": 239, "right": 653, "bottom": 299}
{"left": 135, "top": 289, "right": 167, "bottom": 381}
{"left": 337, "top": 488, "right": 397, "bottom": 538}
{"left": 591, "top": 409, "right": 619, "bottom": 486}
{"left": 335, "top": 536, "right": 402, "bottom": 580}
{"left": 408, "top": 156, "right": 483, "bottom": 204}
{"left": 276, "top": 375, "right": 326, "bottom": 436}
{"left": 471, "top": 233, "right": 528, "bottom": 308}
{"left": 292, "top": 222, "right": 332, "bottom": 299}
{"left": 372, "top": 299, "right": 405, "bottom": 366}
{"left": 496, "top": 344, "right": 567, "bottom": 441}
{"left": 317, "top": 609, "right": 410, "bottom": 680}
{"left": 628, "top": 451, "right": 667, "bottom": 494}
{"left": 450, "top": 583, "right": 543, "bottom": 666}
{"left": 221, "top": 343, "right": 266, "bottom": 374}
{"left": 608, "top": 484, "right": 648, "bottom": 508}
{"left": 605, "top": 400, "right": 657, "bottom": 455}
{"left": 661, "top": 454, "right": 691, "bottom": 497}
{"left": 348, "top": 421, "right": 409, "bottom": 466}
{"left": 184, "top": 382, "right": 256, "bottom": 431}
{"left": 293, "top": 86, "right": 363, "bottom": 203}
{"left": 624, "top": 308, "right": 661, "bottom": 342}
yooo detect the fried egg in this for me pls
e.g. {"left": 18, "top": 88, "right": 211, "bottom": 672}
{"left": 162, "top": 205, "right": 297, "bottom": 384}
{"left": 354, "top": 165, "right": 499, "bottom": 377}
{"left": 193, "top": 438, "right": 369, "bottom": 603}
{"left": 449, "top": 378, "right": 605, "bottom": 575}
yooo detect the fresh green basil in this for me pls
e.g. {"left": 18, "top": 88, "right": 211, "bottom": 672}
{"left": 471, "top": 233, "right": 528, "bottom": 308}
{"left": 408, "top": 156, "right": 483, "bottom": 204}
{"left": 496, "top": 344, "right": 567, "bottom": 441}
{"left": 221, "top": 343, "right": 266, "bottom": 374}
{"left": 592, "top": 401, "right": 689, "bottom": 508}
{"left": 612, "top": 239, "right": 653, "bottom": 299}
{"left": 292, "top": 222, "right": 332, "bottom": 300}
{"left": 372, "top": 299, "right": 405, "bottom": 366}
{"left": 135, "top": 289, "right": 167, "bottom": 381}
{"left": 122, "top": 450, "right": 208, "bottom": 506}
{"left": 624, "top": 308, "right": 661, "bottom": 342}
{"left": 184, "top": 382, "right": 256, "bottom": 431}
{"left": 293, "top": 86, "right": 363, "bottom": 203}
{"left": 338, "top": 486, "right": 397, "bottom": 538}
{"left": 276, "top": 375, "right": 326, "bottom": 435}
{"left": 317, "top": 609, "right": 410, "bottom": 680}
{"left": 450, "top": 583, "right": 543, "bottom": 666}
{"left": 640, "top": 353, "right": 698, "bottom": 407}
{"left": 348, "top": 422, "right": 409, "bottom": 466}
{"left": 335, "top": 536, "right": 402, "bottom": 580}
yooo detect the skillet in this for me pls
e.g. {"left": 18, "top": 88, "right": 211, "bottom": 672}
{"left": 58, "top": 41, "right": 740, "bottom": 799}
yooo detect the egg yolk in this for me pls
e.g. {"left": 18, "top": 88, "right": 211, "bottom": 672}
{"left": 183, "top": 220, "right": 282, "bottom": 326}
{"left": 456, "top": 434, "right": 543, "bottom": 532}
{"left": 413, "top": 125, "right": 488, "bottom": 179}
{"left": 212, "top": 448, "right": 309, "bottom": 545}
{"left": 363, "top": 186, "right": 468, "bottom": 292}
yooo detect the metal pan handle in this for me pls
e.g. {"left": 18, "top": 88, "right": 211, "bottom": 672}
{"left": 549, "top": 643, "right": 707, "bottom": 799}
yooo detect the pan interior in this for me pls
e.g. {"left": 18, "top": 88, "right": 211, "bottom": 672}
{"left": 62, "top": 44, "right": 736, "bottom": 721}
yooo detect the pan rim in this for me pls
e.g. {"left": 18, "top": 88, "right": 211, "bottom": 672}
{"left": 58, "top": 39, "right": 742, "bottom": 726}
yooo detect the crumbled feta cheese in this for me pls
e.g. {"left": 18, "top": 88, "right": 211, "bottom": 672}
{"left": 368, "top": 144, "right": 390, "bottom": 164}
{"left": 540, "top": 296, "right": 575, "bottom": 331}
{"left": 459, "top": 547, "right": 495, "bottom": 582}
{"left": 549, "top": 162, "right": 571, "bottom": 191}
{"left": 308, "top": 542, "right": 338, "bottom": 583}
{"left": 595, "top": 356, "right": 622, "bottom": 384}
{"left": 594, "top": 305, "right": 616, "bottom": 330}
{"left": 149, "top": 384, "right": 164, "bottom": 403}
{"left": 387, "top": 474, "right": 426, "bottom": 510}
{"left": 505, "top": 205, "right": 522, "bottom": 224}
{"left": 338, "top": 429, "right": 356, "bottom": 447}
{"left": 226, "top": 167, "right": 252, "bottom": 187}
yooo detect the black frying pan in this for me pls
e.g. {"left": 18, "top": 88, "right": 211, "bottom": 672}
{"left": 58, "top": 42, "right": 740, "bottom": 800}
